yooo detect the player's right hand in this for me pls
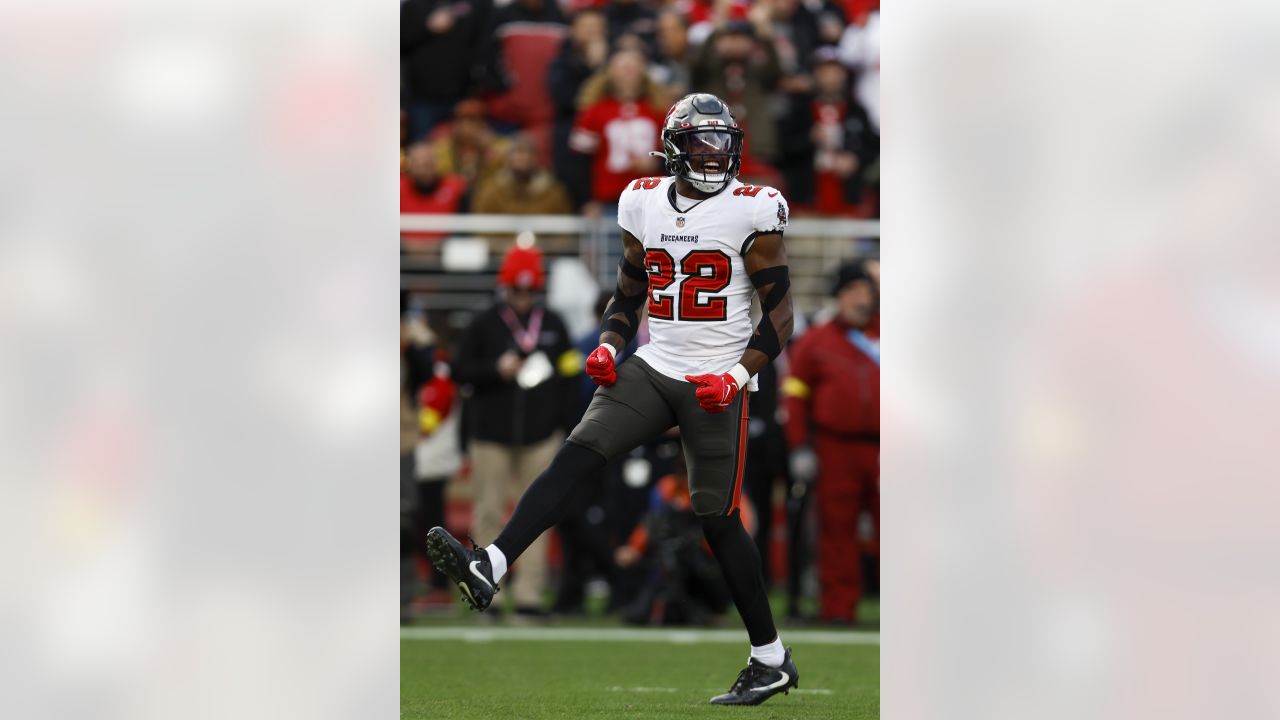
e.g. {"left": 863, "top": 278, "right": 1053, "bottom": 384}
{"left": 585, "top": 344, "right": 618, "bottom": 386}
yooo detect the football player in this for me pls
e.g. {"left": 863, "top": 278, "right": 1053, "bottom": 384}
{"left": 427, "top": 93, "right": 798, "bottom": 706}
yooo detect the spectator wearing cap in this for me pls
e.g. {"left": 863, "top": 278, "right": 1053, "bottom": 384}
{"left": 400, "top": 141, "right": 469, "bottom": 247}
{"left": 782, "top": 259, "right": 880, "bottom": 624}
{"left": 401, "top": 0, "right": 497, "bottom": 140}
{"left": 569, "top": 48, "right": 666, "bottom": 210}
{"left": 473, "top": 135, "right": 574, "bottom": 216}
{"left": 548, "top": 5, "right": 610, "bottom": 209}
{"left": 689, "top": 18, "right": 783, "bottom": 164}
{"left": 777, "top": 47, "right": 878, "bottom": 216}
{"left": 451, "top": 245, "right": 581, "bottom": 618}
{"left": 433, "top": 99, "right": 512, "bottom": 189}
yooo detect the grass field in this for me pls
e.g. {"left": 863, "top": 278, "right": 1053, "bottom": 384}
{"left": 401, "top": 627, "right": 879, "bottom": 719}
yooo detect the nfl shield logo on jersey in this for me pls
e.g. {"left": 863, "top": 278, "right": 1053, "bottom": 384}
{"left": 675, "top": 216, "right": 686, "bottom": 228}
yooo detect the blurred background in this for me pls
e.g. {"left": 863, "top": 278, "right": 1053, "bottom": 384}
{"left": 4, "top": 0, "right": 1278, "bottom": 716}
{"left": 399, "top": 0, "right": 881, "bottom": 631}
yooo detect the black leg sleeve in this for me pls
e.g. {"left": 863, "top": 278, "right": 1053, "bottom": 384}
{"left": 744, "top": 440, "right": 775, "bottom": 587}
{"left": 700, "top": 510, "right": 779, "bottom": 647}
{"left": 493, "top": 440, "right": 608, "bottom": 563}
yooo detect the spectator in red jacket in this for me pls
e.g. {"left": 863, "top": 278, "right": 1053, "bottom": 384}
{"left": 784, "top": 260, "right": 880, "bottom": 624}
{"left": 568, "top": 48, "right": 665, "bottom": 210}
{"left": 400, "top": 141, "right": 468, "bottom": 247}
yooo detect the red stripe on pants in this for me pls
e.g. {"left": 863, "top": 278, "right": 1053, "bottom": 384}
{"left": 727, "top": 392, "right": 750, "bottom": 515}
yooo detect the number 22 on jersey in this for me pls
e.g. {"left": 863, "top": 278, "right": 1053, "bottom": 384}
{"left": 644, "top": 248, "right": 732, "bottom": 322}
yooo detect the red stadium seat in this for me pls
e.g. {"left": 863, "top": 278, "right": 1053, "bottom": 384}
{"left": 485, "top": 25, "right": 568, "bottom": 133}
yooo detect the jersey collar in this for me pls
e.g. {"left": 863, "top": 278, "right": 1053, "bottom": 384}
{"left": 666, "top": 180, "right": 731, "bottom": 214}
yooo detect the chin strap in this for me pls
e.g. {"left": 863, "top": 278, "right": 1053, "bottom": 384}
{"left": 690, "top": 179, "right": 731, "bottom": 195}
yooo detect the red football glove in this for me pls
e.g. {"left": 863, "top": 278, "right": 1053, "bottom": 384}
{"left": 585, "top": 344, "right": 618, "bottom": 386}
{"left": 685, "top": 366, "right": 749, "bottom": 413}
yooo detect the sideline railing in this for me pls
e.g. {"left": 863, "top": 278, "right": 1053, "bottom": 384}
{"left": 401, "top": 213, "right": 879, "bottom": 318}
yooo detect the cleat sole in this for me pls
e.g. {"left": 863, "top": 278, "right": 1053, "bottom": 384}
{"left": 425, "top": 528, "right": 484, "bottom": 611}
{"left": 424, "top": 525, "right": 494, "bottom": 607}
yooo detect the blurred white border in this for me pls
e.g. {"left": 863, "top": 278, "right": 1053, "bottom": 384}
{"left": 0, "top": 1, "right": 398, "bottom": 718}
{"left": 5, "top": 0, "right": 1280, "bottom": 716}
{"left": 885, "top": 1, "right": 1280, "bottom": 718}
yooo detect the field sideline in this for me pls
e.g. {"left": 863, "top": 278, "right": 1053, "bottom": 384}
{"left": 402, "top": 626, "right": 880, "bottom": 719}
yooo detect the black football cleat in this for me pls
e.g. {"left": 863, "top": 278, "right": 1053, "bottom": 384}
{"left": 709, "top": 648, "right": 799, "bottom": 706}
{"left": 425, "top": 526, "right": 499, "bottom": 611}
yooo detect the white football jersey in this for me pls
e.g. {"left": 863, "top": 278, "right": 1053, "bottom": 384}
{"left": 617, "top": 175, "right": 790, "bottom": 391}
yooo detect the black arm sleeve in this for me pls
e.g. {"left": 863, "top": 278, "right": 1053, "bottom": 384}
{"left": 745, "top": 265, "right": 791, "bottom": 361}
{"left": 601, "top": 256, "right": 649, "bottom": 346}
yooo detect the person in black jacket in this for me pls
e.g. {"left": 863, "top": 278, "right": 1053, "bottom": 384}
{"left": 401, "top": 0, "right": 500, "bottom": 141}
{"left": 451, "top": 245, "right": 580, "bottom": 616}
{"left": 777, "top": 47, "right": 879, "bottom": 212}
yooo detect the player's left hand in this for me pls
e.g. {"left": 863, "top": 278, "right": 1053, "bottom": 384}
{"left": 685, "top": 372, "right": 740, "bottom": 413}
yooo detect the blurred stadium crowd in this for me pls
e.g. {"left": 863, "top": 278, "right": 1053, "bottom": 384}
{"left": 400, "top": 0, "right": 880, "bottom": 627}
{"left": 401, "top": 0, "right": 880, "bottom": 223}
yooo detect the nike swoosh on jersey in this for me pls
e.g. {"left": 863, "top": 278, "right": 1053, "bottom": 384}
{"left": 767, "top": 192, "right": 778, "bottom": 197}
{"left": 469, "top": 560, "right": 494, "bottom": 589}
{"left": 750, "top": 671, "right": 790, "bottom": 693}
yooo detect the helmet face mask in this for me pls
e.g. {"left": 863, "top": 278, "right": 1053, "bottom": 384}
{"left": 660, "top": 94, "right": 744, "bottom": 194}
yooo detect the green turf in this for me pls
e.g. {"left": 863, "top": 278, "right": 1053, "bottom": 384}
{"left": 401, "top": 637, "right": 879, "bottom": 719}
{"left": 406, "top": 591, "right": 880, "bottom": 631}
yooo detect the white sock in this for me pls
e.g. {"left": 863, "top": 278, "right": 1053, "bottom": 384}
{"left": 485, "top": 545, "right": 508, "bottom": 583}
{"left": 750, "top": 635, "right": 785, "bottom": 668}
